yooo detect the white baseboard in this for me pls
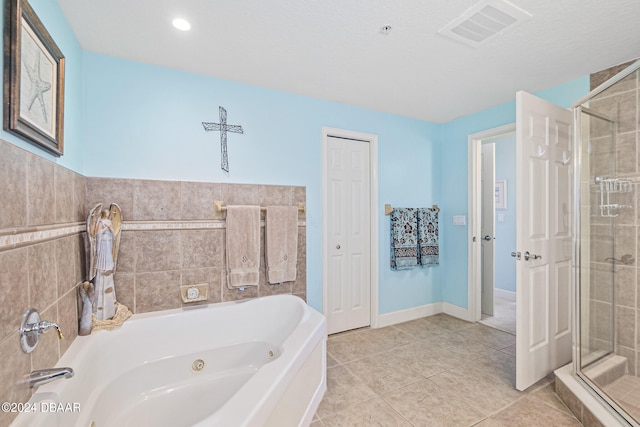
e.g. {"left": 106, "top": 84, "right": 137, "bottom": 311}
{"left": 376, "top": 302, "right": 443, "bottom": 328}
{"left": 443, "top": 302, "right": 474, "bottom": 322}
{"left": 494, "top": 288, "right": 516, "bottom": 301}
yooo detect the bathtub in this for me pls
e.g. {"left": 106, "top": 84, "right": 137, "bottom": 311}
{"left": 13, "top": 294, "right": 327, "bottom": 427}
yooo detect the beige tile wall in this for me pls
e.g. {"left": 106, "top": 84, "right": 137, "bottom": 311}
{"left": 0, "top": 139, "right": 306, "bottom": 427}
{"left": 86, "top": 177, "right": 307, "bottom": 313}
{"left": 0, "top": 140, "right": 86, "bottom": 427}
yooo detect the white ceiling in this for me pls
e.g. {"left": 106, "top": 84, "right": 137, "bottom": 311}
{"left": 57, "top": 0, "right": 640, "bottom": 123}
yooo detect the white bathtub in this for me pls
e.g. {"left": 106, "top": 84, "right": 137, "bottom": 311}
{"left": 13, "top": 295, "right": 327, "bottom": 427}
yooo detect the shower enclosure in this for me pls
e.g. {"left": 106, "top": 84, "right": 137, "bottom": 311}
{"left": 575, "top": 60, "right": 640, "bottom": 425}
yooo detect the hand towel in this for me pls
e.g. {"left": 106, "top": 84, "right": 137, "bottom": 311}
{"left": 390, "top": 208, "right": 419, "bottom": 270}
{"left": 225, "top": 205, "right": 261, "bottom": 289}
{"left": 265, "top": 206, "right": 299, "bottom": 284}
{"left": 418, "top": 207, "right": 439, "bottom": 266}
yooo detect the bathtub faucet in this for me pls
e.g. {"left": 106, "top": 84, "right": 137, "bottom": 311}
{"left": 27, "top": 367, "right": 74, "bottom": 389}
{"left": 22, "top": 319, "right": 65, "bottom": 340}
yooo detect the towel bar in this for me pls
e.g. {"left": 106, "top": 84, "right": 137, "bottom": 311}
{"left": 385, "top": 204, "right": 439, "bottom": 216}
{"left": 214, "top": 201, "right": 305, "bottom": 216}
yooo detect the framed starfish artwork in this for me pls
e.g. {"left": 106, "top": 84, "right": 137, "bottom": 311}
{"left": 3, "top": 0, "right": 65, "bottom": 156}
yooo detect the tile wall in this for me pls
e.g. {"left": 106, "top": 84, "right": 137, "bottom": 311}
{"left": 86, "top": 177, "right": 307, "bottom": 312}
{"left": 0, "top": 140, "right": 86, "bottom": 427}
{"left": 0, "top": 138, "right": 306, "bottom": 427}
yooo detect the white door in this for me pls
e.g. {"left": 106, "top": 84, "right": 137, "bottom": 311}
{"left": 325, "top": 135, "right": 371, "bottom": 334}
{"left": 481, "top": 143, "right": 495, "bottom": 316}
{"left": 515, "top": 91, "right": 573, "bottom": 390}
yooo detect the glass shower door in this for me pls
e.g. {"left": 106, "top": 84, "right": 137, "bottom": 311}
{"left": 577, "top": 106, "right": 617, "bottom": 370}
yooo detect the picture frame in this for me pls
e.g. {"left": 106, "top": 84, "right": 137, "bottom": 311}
{"left": 3, "top": 0, "right": 65, "bottom": 156}
{"left": 495, "top": 179, "right": 507, "bottom": 210}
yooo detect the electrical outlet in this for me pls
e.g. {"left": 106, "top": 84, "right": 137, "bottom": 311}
{"left": 180, "top": 283, "right": 208, "bottom": 303}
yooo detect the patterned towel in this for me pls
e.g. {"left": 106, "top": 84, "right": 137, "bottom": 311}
{"left": 418, "top": 208, "right": 439, "bottom": 266}
{"left": 390, "top": 208, "right": 419, "bottom": 270}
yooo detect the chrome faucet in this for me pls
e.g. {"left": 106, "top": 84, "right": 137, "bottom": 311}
{"left": 19, "top": 308, "right": 65, "bottom": 354}
{"left": 22, "top": 319, "right": 65, "bottom": 339}
{"left": 27, "top": 367, "right": 74, "bottom": 389}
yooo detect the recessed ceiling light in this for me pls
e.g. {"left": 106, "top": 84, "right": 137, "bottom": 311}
{"left": 172, "top": 18, "right": 191, "bottom": 31}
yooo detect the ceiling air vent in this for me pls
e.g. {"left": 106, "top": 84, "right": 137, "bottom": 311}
{"left": 438, "top": 0, "right": 532, "bottom": 47}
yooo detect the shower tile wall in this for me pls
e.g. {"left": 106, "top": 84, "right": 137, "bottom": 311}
{"left": 0, "top": 138, "right": 307, "bottom": 427}
{"left": 0, "top": 140, "right": 86, "bottom": 427}
{"left": 587, "top": 61, "right": 640, "bottom": 376}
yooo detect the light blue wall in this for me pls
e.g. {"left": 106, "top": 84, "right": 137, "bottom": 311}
{"left": 82, "top": 52, "right": 442, "bottom": 313}
{"left": 493, "top": 134, "right": 516, "bottom": 293}
{"left": 3, "top": 1, "right": 592, "bottom": 317}
{"left": 440, "top": 78, "right": 590, "bottom": 308}
{"left": 1, "top": 0, "right": 84, "bottom": 173}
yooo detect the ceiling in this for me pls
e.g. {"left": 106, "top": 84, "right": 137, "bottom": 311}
{"left": 57, "top": 0, "right": 640, "bottom": 123}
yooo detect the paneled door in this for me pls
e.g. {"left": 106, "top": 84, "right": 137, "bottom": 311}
{"left": 324, "top": 135, "right": 371, "bottom": 334}
{"left": 515, "top": 91, "right": 573, "bottom": 390}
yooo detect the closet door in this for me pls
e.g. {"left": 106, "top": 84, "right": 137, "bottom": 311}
{"left": 325, "top": 135, "right": 371, "bottom": 334}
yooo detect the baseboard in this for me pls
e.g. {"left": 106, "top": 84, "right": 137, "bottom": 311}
{"left": 494, "top": 288, "right": 516, "bottom": 301}
{"left": 443, "top": 302, "right": 474, "bottom": 322}
{"left": 376, "top": 302, "right": 443, "bottom": 328}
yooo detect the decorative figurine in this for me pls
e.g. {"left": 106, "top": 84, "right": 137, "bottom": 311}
{"left": 87, "top": 203, "right": 122, "bottom": 320}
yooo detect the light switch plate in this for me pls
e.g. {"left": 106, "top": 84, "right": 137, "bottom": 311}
{"left": 452, "top": 215, "right": 466, "bottom": 226}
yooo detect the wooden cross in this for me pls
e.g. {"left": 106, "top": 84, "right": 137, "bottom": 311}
{"left": 202, "top": 106, "right": 244, "bottom": 172}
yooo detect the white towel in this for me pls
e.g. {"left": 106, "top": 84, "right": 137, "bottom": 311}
{"left": 265, "top": 206, "right": 298, "bottom": 284}
{"left": 225, "top": 206, "right": 261, "bottom": 289}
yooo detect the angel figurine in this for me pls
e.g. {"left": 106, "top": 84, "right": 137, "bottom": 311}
{"left": 87, "top": 203, "right": 122, "bottom": 320}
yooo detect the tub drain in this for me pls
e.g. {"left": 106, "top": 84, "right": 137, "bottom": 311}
{"left": 191, "top": 358, "right": 205, "bottom": 373}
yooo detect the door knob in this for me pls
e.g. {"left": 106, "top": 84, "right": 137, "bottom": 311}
{"left": 482, "top": 235, "right": 494, "bottom": 241}
{"left": 336, "top": 245, "right": 341, "bottom": 250}
{"left": 523, "top": 251, "right": 541, "bottom": 261}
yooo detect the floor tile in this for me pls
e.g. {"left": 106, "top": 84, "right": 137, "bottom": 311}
{"left": 383, "top": 378, "right": 485, "bottom": 426}
{"left": 458, "top": 323, "right": 516, "bottom": 351}
{"left": 345, "top": 351, "right": 424, "bottom": 395}
{"left": 356, "top": 324, "right": 414, "bottom": 349}
{"left": 425, "top": 313, "right": 475, "bottom": 331}
{"left": 327, "top": 331, "right": 382, "bottom": 363}
{"left": 319, "top": 398, "right": 411, "bottom": 427}
{"left": 474, "top": 395, "right": 582, "bottom": 426}
{"left": 391, "top": 317, "right": 450, "bottom": 340}
{"left": 316, "top": 365, "right": 377, "bottom": 418}
{"left": 318, "top": 311, "right": 578, "bottom": 426}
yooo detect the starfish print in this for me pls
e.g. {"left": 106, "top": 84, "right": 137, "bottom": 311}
{"left": 24, "top": 53, "right": 51, "bottom": 123}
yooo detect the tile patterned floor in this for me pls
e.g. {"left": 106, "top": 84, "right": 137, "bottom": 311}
{"left": 479, "top": 296, "right": 516, "bottom": 335}
{"left": 313, "top": 313, "right": 581, "bottom": 426}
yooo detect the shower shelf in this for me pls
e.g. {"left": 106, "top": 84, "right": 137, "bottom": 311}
{"left": 595, "top": 177, "right": 633, "bottom": 217}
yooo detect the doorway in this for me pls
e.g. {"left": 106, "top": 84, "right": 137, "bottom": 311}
{"left": 469, "top": 123, "right": 516, "bottom": 332}
{"left": 478, "top": 134, "right": 517, "bottom": 335}
{"left": 321, "top": 127, "right": 379, "bottom": 335}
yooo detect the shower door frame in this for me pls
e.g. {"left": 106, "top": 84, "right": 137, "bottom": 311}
{"left": 572, "top": 59, "right": 640, "bottom": 427}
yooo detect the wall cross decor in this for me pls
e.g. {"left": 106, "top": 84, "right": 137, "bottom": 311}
{"left": 202, "top": 106, "right": 244, "bottom": 172}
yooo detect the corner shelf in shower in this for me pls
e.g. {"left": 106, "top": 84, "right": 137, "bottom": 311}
{"left": 595, "top": 176, "right": 633, "bottom": 217}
